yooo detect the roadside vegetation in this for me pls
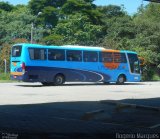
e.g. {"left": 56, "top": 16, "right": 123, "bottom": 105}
{"left": 0, "top": 73, "right": 11, "bottom": 82}
{"left": 0, "top": 0, "right": 159, "bottom": 81}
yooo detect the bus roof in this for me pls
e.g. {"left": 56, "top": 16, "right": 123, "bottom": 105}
{"left": 13, "top": 43, "right": 137, "bottom": 54}
{"left": 13, "top": 43, "right": 105, "bottom": 51}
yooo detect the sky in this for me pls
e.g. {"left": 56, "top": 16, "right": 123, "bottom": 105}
{"left": 0, "top": 0, "right": 149, "bottom": 15}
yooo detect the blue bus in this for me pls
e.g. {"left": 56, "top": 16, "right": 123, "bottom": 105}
{"left": 10, "top": 43, "right": 141, "bottom": 85}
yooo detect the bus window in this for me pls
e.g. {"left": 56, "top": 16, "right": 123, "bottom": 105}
{"left": 101, "top": 52, "right": 113, "bottom": 63}
{"left": 48, "top": 49, "right": 65, "bottom": 61}
{"left": 113, "top": 53, "right": 127, "bottom": 63}
{"left": 12, "top": 45, "right": 22, "bottom": 57}
{"left": 120, "top": 53, "right": 127, "bottom": 63}
{"left": 67, "top": 50, "right": 82, "bottom": 62}
{"left": 113, "top": 52, "right": 121, "bottom": 63}
{"left": 29, "top": 48, "right": 46, "bottom": 60}
{"left": 128, "top": 53, "right": 140, "bottom": 74}
{"left": 83, "top": 51, "right": 98, "bottom": 62}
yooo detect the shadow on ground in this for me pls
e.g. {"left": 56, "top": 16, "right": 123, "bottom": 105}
{"left": 0, "top": 98, "right": 160, "bottom": 139}
{"left": 16, "top": 82, "right": 145, "bottom": 88}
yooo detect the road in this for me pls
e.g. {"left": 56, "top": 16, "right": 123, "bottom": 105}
{"left": 0, "top": 82, "right": 160, "bottom": 139}
{"left": 0, "top": 82, "right": 160, "bottom": 105}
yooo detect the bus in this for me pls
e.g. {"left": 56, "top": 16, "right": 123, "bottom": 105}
{"left": 10, "top": 43, "right": 141, "bottom": 85}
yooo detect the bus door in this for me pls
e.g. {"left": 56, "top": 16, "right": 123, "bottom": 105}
{"left": 128, "top": 53, "right": 141, "bottom": 74}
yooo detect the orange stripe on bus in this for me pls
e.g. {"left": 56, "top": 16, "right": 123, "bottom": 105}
{"left": 102, "top": 49, "right": 120, "bottom": 69}
{"left": 11, "top": 72, "right": 23, "bottom": 76}
{"left": 103, "top": 49, "right": 120, "bottom": 53}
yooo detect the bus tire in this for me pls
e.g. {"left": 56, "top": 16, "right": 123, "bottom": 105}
{"left": 54, "top": 74, "right": 65, "bottom": 85}
{"left": 116, "top": 74, "right": 126, "bottom": 85}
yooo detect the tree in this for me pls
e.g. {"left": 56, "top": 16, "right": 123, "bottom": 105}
{"left": 98, "top": 5, "right": 126, "bottom": 19}
{"left": 28, "top": 0, "right": 67, "bottom": 27}
{"left": 0, "top": 6, "right": 46, "bottom": 44}
{"left": 126, "top": 3, "right": 160, "bottom": 80}
{"left": 61, "top": 0, "right": 102, "bottom": 25}
{"left": 99, "top": 5, "right": 134, "bottom": 49}
{"left": 52, "top": 13, "right": 102, "bottom": 45}
{"left": 0, "top": 43, "right": 11, "bottom": 73}
{"left": 0, "top": 1, "right": 14, "bottom": 12}
{"left": 42, "top": 34, "right": 64, "bottom": 45}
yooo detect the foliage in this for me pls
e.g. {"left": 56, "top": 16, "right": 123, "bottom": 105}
{"left": 0, "top": 6, "right": 46, "bottom": 45}
{"left": 28, "top": 0, "right": 67, "bottom": 27}
{"left": 132, "top": 3, "right": 160, "bottom": 79}
{"left": 98, "top": 5, "right": 126, "bottom": 19}
{"left": 0, "top": 43, "right": 11, "bottom": 73}
{"left": 52, "top": 13, "right": 103, "bottom": 45}
{"left": 42, "top": 34, "right": 64, "bottom": 45}
{"left": 0, "top": 73, "right": 10, "bottom": 81}
{"left": 0, "top": 1, "right": 14, "bottom": 12}
{"left": 61, "top": 0, "right": 102, "bottom": 25}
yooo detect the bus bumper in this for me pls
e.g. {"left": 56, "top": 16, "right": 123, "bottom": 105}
{"left": 10, "top": 75, "right": 23, "bottom": 81}
{"left": 128, "top": 74, "right": 141, "bottom": 82}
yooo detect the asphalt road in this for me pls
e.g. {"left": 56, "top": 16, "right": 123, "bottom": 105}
{"left": 0, "top": 82, "right": 160, "bottom": 105}
{"left": 0, "top": 82, "right": 160, "bottom": 139}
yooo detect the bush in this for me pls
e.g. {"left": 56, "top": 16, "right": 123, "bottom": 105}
{"left": 0, "top": 73, "right": 10, "bottom": 80}
{"left": 152, "top": 74, "right": 160, "bottom": 81}
{"left": 141, "top": 66, "right": 160, "bottom": 81}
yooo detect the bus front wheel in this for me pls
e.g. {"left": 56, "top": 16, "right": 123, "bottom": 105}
{"left": 54, "top": 74, "right": 65, "bottom": 85}
{"left": 116, "top": 75, "right": 126, "bottom": 85}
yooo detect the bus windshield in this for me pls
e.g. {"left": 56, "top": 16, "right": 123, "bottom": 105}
{"left": 12, "top": 45, "right": 22, "bottom": 57}
{"left": 128, "top": 53, "right": 140, "bottom": 74}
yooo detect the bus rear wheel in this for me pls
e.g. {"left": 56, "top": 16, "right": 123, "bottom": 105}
{"left": 54, "top": 74, "right": 65, "bottom": 85}
{"left": 116, "top": 75, "right": 126, "bottom": 85}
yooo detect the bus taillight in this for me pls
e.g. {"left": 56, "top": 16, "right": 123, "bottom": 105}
{"left": 21, "top": 62, "right": 26, "bottom": 72}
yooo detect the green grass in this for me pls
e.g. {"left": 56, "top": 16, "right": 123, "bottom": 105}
{"left": 0, "top": 73, "right": 20, "bottom": 83}
{"left": 152, "top": 74, "right": 160, "bottom": 81}
{"left": 0, "top": 73, "right": 15, "bottom": 83}
{"left": 0, "top": 80, "right": 16, "bottom": 83}
{"left": 0, "top": 73, "right": 10, "bottom": 80}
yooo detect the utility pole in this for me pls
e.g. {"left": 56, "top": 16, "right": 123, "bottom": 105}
{"left": 4, "top": 59, "right": 7, "bottom": 74}
{"left": 30, "top": 12, "right": 42, "bottom": 44}
{"left": 31, "top": 22, "right": 34, "bottom": 44}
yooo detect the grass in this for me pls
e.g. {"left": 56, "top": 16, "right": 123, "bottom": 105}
{"left": 0, "top": 80, "right": 16, "bottom": 83}
{"left": 152, "top": 74, "right": 160, "bottom": 81}
{"left": 0, "top": 73, "right": 10, "bottom": 80}
{"left": 0, "top": 73, "right": 15, "bottom": 83}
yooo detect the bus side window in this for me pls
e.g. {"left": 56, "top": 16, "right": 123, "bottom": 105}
{"left": 29, "top": 49, "right": 34, "bottom": 59}
{"left": 66, "top": 50, "right": 82, "bottom": 62}
{"left": 120, "top": 53, "right": 127, "bottom": 63}
{"left": 83, "top": 51, "right": 98, "bottom": 62}
{"left": 101, "top": 52, "right": 113, "bottom": 63}
{"left": 29, "top": 48, "right": 46, "bottom": 60}
{"left": 48, "top": 49, "right": 65, "bottom": 61}
{"left": 113, "top": 52, "right": 121, "bottom": 63}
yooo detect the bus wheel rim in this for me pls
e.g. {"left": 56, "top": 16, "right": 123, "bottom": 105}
{"left": 56, "top": 76, "right": 63, "bottom": 84}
